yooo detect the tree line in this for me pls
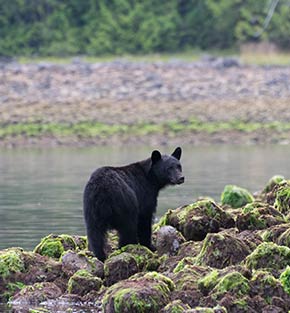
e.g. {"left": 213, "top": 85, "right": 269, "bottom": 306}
{"left": 1, "top": 0, "right": 290, "bottom": 57}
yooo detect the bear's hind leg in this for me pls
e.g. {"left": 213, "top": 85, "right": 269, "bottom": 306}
{"left": 87, "top": 225, "right": 107, "bottom": 262}
{"left": 118, "top": 222, "right": 138, "bottom": 248}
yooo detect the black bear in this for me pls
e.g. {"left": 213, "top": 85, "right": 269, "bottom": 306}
{"left": 83, "top": 147, "right": 184, "bottom": 261}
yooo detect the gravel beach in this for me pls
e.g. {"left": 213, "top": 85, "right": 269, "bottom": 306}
{"left": 1, "top": 57, "right": 290, "bottom": 147}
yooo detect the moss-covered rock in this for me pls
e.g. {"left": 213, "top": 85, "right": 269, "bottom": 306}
{"left": 261, "top": 223, "right": 290, "bottom": 243}
{"left": 108, "top": 244, "right": 157, "bottom": 271}
{"left": 195, "top": 233, "right": 251, "bottom": 269}
{"left": 61, "top": 250, "right": 104, "bottom": 278}
{"left": 236, "top": 202, "right": 285, "bottom": 231}
{"left": 162, "top": 200, "right": 234, "bottom": 241}
{"left": 273, "top": 181, "right": 290, "bottom": 214}
{"left": 263, "top": 175, "right": 285, "bottom": 193}
{"left": 11, "top": 282, "right": 62, "bottom": 306}
{"left": 0, "top": 248, "right": 25, "bottom": 280}
{"left": 170, "top": 264, "right": 208, "bottom": 307}
{"left": 210, "top": 272, "right": 250, "bottom": 300}
{"left": 34, "top": 234, "right": 84, "bottom": 259}
{"left": 67, "top": 269, "right": 102, "bottom": 296}
{"left": 160, "top": 299, "right": 191, "bottom": 312}
{"left": 250, "top": 270, "right": 289, "bottom": 305}
{"left": 0, "top": 248, "right": 61, "bottom": 300}
{"left": 277, "top": 228, "right": 290, "bottom": 247}
{"left": 221, "top": 185, "right": 254, "bottom": 209}
{"left": 244, "top": 242, "right": 290, "bottom": 276}
{"left": 102, "top": 271, "right": 174, "bottom": 313}
{"left": 104, "top": 252, "right": 139, "bottom": 286}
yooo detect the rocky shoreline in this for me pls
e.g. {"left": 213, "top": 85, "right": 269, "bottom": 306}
{"left": 1, "top": 175, "right": 290, "bottom": 312}
{"left": 1, "top": 57, "right": 290, "bottom": 147}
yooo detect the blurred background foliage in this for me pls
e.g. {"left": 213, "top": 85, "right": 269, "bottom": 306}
{"left": 0, "top": 0, "right": 290, "bottom": 56}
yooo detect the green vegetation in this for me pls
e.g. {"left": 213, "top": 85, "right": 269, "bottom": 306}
{"left": 280, "top": 266, "right": 290, "bottom": 294}
{"left": 2, "top": 119, "right": 290, "bottom": 141}
{"left": 0, "top": 249, "right": 25, "bottom": 279}
{"left": 221, "top": 185, "right": 254, "bottom": 208}
{"left": 1, "top": 1, "right": 290, "bottom": 57}
{"left": 33, "top": 234, "right": 77, "bottom": 260}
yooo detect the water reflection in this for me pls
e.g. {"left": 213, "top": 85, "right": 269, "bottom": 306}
{"left": 0, "top": 145, "right": 289, "bottom": 250}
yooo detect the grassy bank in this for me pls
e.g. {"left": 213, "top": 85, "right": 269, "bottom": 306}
{"left": 1, "top": 119, "right": 290, "bottom": 139}
{"left": 16, "top": 50, "right": 290, "bottom": 66}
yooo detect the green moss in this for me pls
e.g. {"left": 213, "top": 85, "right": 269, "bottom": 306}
{"left": 3, "top": 281, "right": 26, "bottom": 301}
{"left": 109, "top": 244, "right": 155, "bottom": 270}
{"left": 280, "top": 266, "right": 290, "bottom": 294}
{"left": 212, "top": 272, "right": 250, "bottom": 298}
{"left": 102, "top": 271, "right": 174, "bottom": 313}
{"left": 274, "top": 183, "right": 290, "bottom": 214}
{"left": 0, "top": 248, "right": 25, "bottom": 279}
{"left": 173, "top": 257, "right": 195, "bottom": 273}
{"left": 221, "top": 185, "right": 254, "bottom": 208}
{"left": 67, "top": 269, "right": 102, "bottom": 295}
{"left": 198, "top": 269, "right": 220, "bottom": 293}
{"left": 245, "top": 242, "right": 290, "bottom": 272}
{"left": 34, "top": 234, "right": 76, "bottom": 259}
{"left": 263, "top": 175, "right": 285, "bottom": 193}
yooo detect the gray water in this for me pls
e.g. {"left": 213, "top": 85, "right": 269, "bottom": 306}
{"left": 1, "top": 144, "right": 290, "bottom": 251}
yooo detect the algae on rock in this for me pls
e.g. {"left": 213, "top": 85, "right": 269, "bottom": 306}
{"left": 67, "top": 269, "right": 102, "bottom": 296}
{"left": 34, "top": 234, "right": 85, "bottom": 259}
{"left": 221, "top": 185, "right": 254, "bottom": 208}
{"left": 162, "top": 199, "right": 234, "bottom": 241}
{"left": 245, "top": 242, "right": 290, "bottom": 276}
{"left": 102, "top": 271, "right": 174, "bottom": 313}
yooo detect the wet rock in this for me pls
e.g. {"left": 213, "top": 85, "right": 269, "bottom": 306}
{"left": 195, "top": 233, "right": 251, "bottom": 269}
{"left": 162, "top": 199, "right": 234, "bottom": 241}
{"left": 244, "top": 242, "right": 290, "bottom": 276}
{"left": 217, "top": 294, "right": 262, "bottom": 313}
{"left": 11, "top": 282, "right": 62, "bottom": 306}
{"left": 209, "top": 271, "right": 250, "bottom": 300}
{"left": 221, "top": 185, "right": 254, "bottom": 208}
{"left": 102, "top": 271, "right": 174, "bottom": 313}
{"left": 273, "top": 181, "right": 290, "bottom": 214}
{"left": 250, "top": 270, "right": 290, "bottom": 308}
{"left": 67, "top": 269, "right": 102, "bottom": 296}
{"left": 108, "top": 244, "right": 157, "bottom": 271}
{"left": 261, "top": 223, "right": 290, "bottom": 243}
{"left": 277, "top": 228, "right": 290, "bottom": 247}
{"left": 263, "top": 175, "right": 285, "bottom": 193}
{"left": 34, "top": 234, "right": 86, "bottom": 260}
{"left": 155, "top": 225, "right": 185, "bottom": 256}
{"left": 177, "top": 240, "right": 203, "bottom": 258}
{"left": 104, "top": 252, "right": 139, "bottom": 286}
{"left": 236, "top": 202, "right": 285, "bottom": 231}
{"left": 170, "top": 264, "right": 208, "bottom": 307}
{"left": 0, "top": 248, "right": 61, "bottom": 300}
{"left": 61, "top": 250, "right": 104, "bottom": 278}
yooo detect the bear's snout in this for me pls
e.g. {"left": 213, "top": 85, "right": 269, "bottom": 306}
{"left": 176, "top": 176, "right": 185, "bottom": 184}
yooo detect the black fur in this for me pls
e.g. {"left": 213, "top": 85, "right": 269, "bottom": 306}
{"left": 83, "top": 147, "right": 184, "bottom": 261}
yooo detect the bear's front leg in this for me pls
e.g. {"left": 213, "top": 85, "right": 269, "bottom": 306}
{"left": 138, "top": 215, "right": 156, "bottom": 251}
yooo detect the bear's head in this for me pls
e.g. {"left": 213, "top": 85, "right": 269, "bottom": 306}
{"left": 150, "top": 147, "right": 184, "bottom": 188}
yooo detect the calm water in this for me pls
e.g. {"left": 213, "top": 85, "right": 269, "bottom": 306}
{"left": 1, "top": 144, "right": 290, "bottom": 251}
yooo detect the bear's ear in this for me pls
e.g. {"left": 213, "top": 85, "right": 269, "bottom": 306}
{"left": 151, "top": 150, "right": 161, "bottom": 164}
{"left": 172, "top": 147, "right": 182, "bottom": 160}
